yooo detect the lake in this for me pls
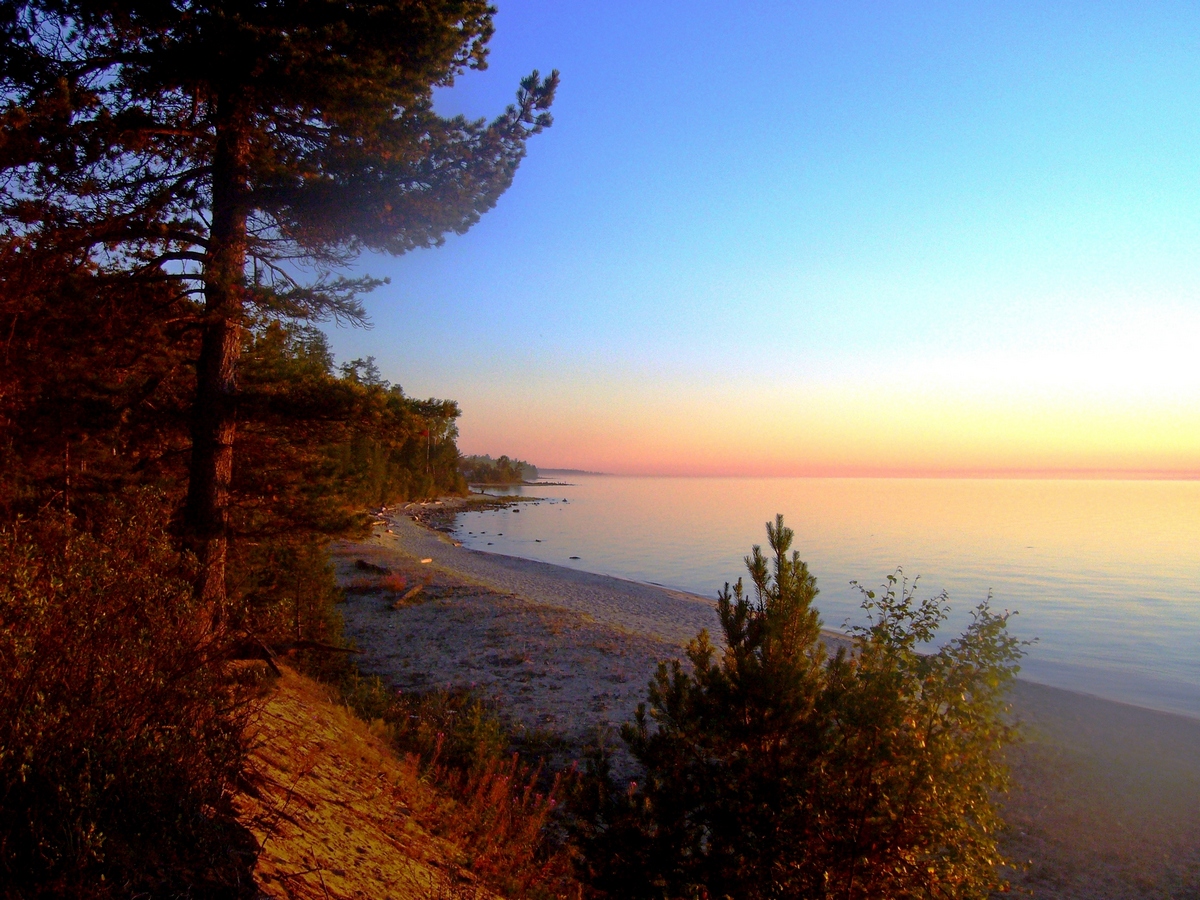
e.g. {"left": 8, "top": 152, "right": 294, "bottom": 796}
{"left": 451, "top": 476, "right": 1200, "bottom": 719}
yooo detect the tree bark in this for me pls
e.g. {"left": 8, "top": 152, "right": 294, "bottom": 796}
{"left": 184, "top": 99, "right": 248, "bottom": 614}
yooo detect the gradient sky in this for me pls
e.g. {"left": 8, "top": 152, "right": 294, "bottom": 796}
{"left": 323, "top": 0, "right": 1200, "bottom": 476}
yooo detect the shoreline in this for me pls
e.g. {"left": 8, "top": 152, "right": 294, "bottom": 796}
{"left": 370, "top": 501, "right": 854, "bottom": 652}
{"left": 381, "top": 498, "right": 1198, "bottom": 720}
{"left": 336, "top": 511, "right": 1200, "bottom": 899}
{"left": 404, "top": 493, "right": 1200, "bottom": 722}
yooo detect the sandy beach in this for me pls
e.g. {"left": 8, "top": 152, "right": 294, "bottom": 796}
{"left": 334, "top": 505, "right": 1200, "bottom": 899}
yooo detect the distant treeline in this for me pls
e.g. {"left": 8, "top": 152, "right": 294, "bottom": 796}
{"left": 460, "top": 454, "right": 539, "bottom": 484}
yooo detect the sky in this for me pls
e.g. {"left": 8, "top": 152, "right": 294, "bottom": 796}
{"left": 323, "top": 0, "right": 1200, "bottom": 477}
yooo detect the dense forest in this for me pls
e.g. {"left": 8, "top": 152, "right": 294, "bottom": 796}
{"left": 0, "top": 255, "right": 477, "bottom": 893}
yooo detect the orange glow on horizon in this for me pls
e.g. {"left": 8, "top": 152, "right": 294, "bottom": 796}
{"left": 456, "top": 374, "right": 1200, "bottom": 480}
{"left": 530, "top": 465, "right": 1200, "bottom": 480}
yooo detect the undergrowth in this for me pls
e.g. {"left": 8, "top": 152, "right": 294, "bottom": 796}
{"left": 0, "top": 492, "right": 255, "bottom": 898}
{"left": 336, "top": 669, "right": 579, "bottom": 898}
{"left": 0, "top": 491, "right": 576, "bottom": 897}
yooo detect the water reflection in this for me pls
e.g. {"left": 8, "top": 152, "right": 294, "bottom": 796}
{"left": 454, "top": 477, "right": 1200, "bottom": 718}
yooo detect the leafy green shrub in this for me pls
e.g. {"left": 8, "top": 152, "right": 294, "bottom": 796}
{"left": 0, "top": 493, "right": 252, "bottom": 897}
{"left": 575, "top": 515, "right": 1024, "bottom": 900}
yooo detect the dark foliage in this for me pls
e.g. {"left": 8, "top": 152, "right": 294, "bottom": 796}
{"left": 0, "top": 254, "right": 471, "bottom": 895}
{"left": 0, "top": 249, "right": 198, "bottom": 519}
{"left": 0, "top": 2, "right": 557, "bottom": 894}
{"left": 574, "top": 515, "right": 1024, "bottom": 900}
{"left": 0, "top": 0, "right": 557, "bottom": 264}
{"left": 0, "top": 0, "right": 557, "bottom": 602}
{"left": 0, "top": 491, "right": 254, "bottom": 898}
{"left": 0, "top": 257, "right": 465, "bottom": 602}
{"left": 232, "top": 320, "right": 466, "bottom": 534}
{"left": 341, "top": 672, "right": 509, "bottom": 775}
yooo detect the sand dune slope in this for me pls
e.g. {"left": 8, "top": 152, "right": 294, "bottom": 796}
{"left": 236, "top": 666, "right": 496, "bottom": 900}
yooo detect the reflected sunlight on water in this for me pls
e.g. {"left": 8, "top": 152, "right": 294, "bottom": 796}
{"left": 453, "top": 477, "right": 1200, "bottom": 717}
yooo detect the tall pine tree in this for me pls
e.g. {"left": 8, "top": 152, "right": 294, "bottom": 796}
{"left": 0, "top": 1, "right": 556, "bottom": 608}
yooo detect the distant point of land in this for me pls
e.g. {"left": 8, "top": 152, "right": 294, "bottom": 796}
{"left": 537, "top": 468, "right": 609, "bottom": 476}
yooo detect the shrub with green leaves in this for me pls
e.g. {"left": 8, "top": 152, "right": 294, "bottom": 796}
{"left": 576, "top": 515, "right": 1024, "bottom": 900}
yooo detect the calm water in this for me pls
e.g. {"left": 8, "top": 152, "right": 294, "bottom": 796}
{"left": 451, "top": 477, "right": 1200, "bottom": 718}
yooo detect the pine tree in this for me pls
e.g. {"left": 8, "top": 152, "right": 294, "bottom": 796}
{"left": 0, "top": 0, "right": 557, "bottom": 608}
{"left": 579, "top": 515, "right": 1024, "bottom": 900}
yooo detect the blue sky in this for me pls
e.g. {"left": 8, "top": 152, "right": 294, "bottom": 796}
{"left": 324, "top": 0, "right": 1200, "bottom": 475}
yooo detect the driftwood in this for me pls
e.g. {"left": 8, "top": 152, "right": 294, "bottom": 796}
{"left": 392, "top": 584, "right": 424, "bottom": 608}
{"left": 226, "top": 636, "right": 361, "bottom": 676}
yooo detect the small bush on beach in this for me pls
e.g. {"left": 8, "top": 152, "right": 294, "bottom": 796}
{"left": 0, "top": 493, "right": 252, "bottom": 897}
{"left": 574, "top": 515, "right": 1024, "bottom": 900}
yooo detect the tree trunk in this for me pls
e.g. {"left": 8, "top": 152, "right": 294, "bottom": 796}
{"left": 184, "top": 101, "right": 248, "bottom": 614}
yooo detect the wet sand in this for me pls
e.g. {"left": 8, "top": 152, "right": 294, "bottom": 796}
{"left": 334, "top": 510, "right": 1200, "bottom": 899}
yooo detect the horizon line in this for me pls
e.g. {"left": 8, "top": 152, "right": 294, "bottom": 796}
{"left": 531, "top": 467, "right": 1200, "bottom": 481}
